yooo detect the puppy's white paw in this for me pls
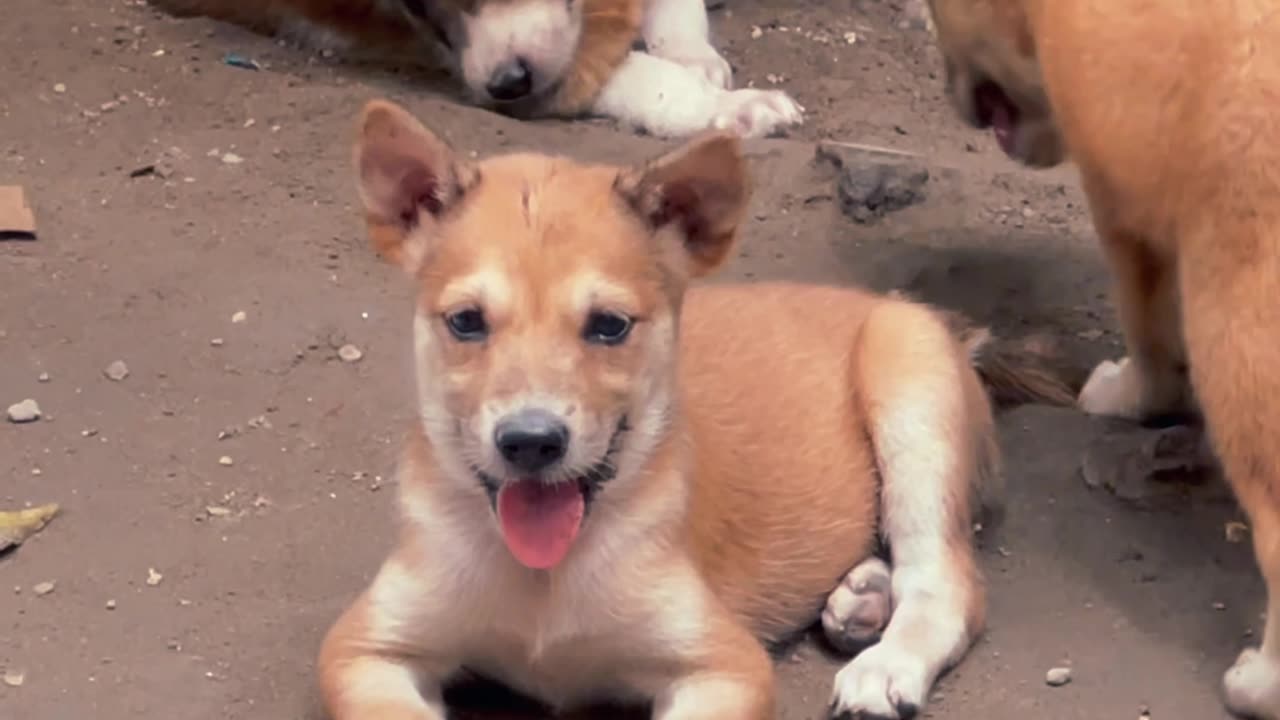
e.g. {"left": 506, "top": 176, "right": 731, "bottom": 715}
{"left": 822, "top": 557, "right": 894, "bottom": 656}
{"left": 651, "top": 42, "right": 733, "bottom": 90}
{"left": 829, "top": 643, "right": 928, "bottom": 720}
{"left": 1078, "top": 356, "right": 1145, "bottom": 420}
{"left": 1224, "top": 647, "right": 1280, "bottom": 720}
{"left": 710, "top": 89, "right": 804, "bottom": 139}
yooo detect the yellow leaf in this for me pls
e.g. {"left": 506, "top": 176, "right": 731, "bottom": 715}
{"left": 0, "top": 503, "right": 60, "bottom": 553}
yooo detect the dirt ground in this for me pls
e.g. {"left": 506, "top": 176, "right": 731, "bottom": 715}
{"left": 0, "top": 0, "right": 1263, "bottom": 718}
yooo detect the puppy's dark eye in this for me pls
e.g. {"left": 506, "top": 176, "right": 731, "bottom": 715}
{"left": 583, "top": 311, "right": 633, "bottom": 345}
{"left": 445, "top": 308, "right": 488, "bottom": 341}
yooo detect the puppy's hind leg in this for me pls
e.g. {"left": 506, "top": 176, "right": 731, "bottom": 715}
{"left": 828, "top": 300, "right": 994, "bottom": 720}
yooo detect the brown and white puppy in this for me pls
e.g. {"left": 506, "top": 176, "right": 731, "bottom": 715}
{"left": 316, "top": 98, "right": 1073, "bottom": 720}
{"left": 923, "top": 1, "right": 1280, "bottom": 717}
{"left": 147, "top": 0, "right": 802, "bottom": 137}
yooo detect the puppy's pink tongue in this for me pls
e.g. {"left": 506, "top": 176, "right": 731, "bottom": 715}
{"left": 496, "top": 481, "right": 584, "bottom": 570}
{"left": 990, "top": 103, "right": 1017, "bottom": 155}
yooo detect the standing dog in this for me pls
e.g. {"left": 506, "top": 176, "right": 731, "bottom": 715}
{"left": 316, "top": 98, "right": 1073, "bottom": 720}
{"left": 923, "top": 1, "right": 1280, "bottom": 717}
{"left": 147, "top": 0, "right": 802, "bottom": 138}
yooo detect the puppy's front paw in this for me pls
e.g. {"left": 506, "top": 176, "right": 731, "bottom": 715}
{"left": 829, "top": 644, "right": 927, "bottom": 720}
{"left": 651, "top": 42, "right": 732, "bottom": 90}
{"left": 1224, "top": 647, "right": 1280, "bottom": 720}
{"left": 710, "top": 89, "right": 804, "bottom": 139}
{"left": 1078, "top": 356, "right": 1145, "bottom": 420}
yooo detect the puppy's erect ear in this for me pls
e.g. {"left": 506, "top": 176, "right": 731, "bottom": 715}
{"left": 615, "top": 131, "right": 750, "bottom": 278}
{"left": 353, "top": 99, "right": 476, "bottom": 272}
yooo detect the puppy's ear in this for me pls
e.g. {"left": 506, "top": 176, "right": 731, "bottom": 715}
{"left": 615, "top": 131, "right": 750, "bottom": 278}
{"left": 353, "top": 99, "right": 476, "bottom": 273}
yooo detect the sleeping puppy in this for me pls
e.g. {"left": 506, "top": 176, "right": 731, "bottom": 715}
{"left": 147, "top": 0, "right": 803, "bottom": 138}
{"left": 923, "top": 1, "right": 1280, "bottom": 717}
{"left": 315, "top": 98, "right": 1075, "bottom": 720}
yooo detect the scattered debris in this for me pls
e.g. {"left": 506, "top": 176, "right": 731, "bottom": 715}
{"left": 104, "top": 360, "right": 130, "bottom": 382}
{"left": 223, "top": 53, "right": 261, "bottom": 71}
{"left": 2, "top": 669, "right": 25, "bottom": 687}
{"left": 0, "top": 186, "right": 37, "bottom": 241}
{"left": 6, "top": 399, "right": 41, "bottom": 424}
{"left": 337, "top": 344, "right": 363, "bottom": 363}
{"left": 146, "top": 568, "right": 164, "bottom": 586}
{"left": 32, "top": 581, "right": 56, "bottom": 597}
{"left": 1226, "top": 521, "right": 1250, "bottom": 543}
{"left": 1080, "top": 424, "right": 1222, "bottom": 505}
{"left": 1045, "top": 667, "right": 1072, "bottom": 687}
{"left": 0, "top": 504, "right": 59, "bottom": 553}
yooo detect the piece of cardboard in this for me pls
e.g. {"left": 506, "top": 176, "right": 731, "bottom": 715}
{"left": 0, "top": 186, "right": 36, "bottom": 240}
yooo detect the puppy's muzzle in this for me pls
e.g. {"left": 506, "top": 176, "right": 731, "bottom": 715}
{"left": 494, "top": 408, "right": 569, "bottom": 474}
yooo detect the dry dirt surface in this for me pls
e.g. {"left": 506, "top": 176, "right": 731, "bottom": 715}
{"left": 0, "top": 0, "right": 1261, "bottom": 718}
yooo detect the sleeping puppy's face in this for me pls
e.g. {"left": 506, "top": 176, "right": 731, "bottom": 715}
{"left": 925, "top": 0, "right": 1066, "bottom": 168}
{"left": 395, "top": 0, "right": 583, "bottom": 111}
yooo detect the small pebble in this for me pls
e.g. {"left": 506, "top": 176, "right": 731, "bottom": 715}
{"left": 2, "top": 669, "right": 24, "bottom": 687}
{"left": 7, "top": 399, "right": 41, "bottom": 423}
{"left": 37, "top": 372, "right": 50, "bottom": 383}
{"left": 231, "top": 311, "right": 247, "bottom": 323}
{"left": 218, "top": 456, "right": 234, "bottom": 467}
{"left": 220, "top": 152, "right": 244, "bottom": 165}
{"left": 750, "top": 25, "right": 763, "bottom": 39}
{"left": 53, "top": 83, "right": 66, "bottom": 93}
{"left": 210, "top": 338, "right": 224, "bottom": 347}
{"left": 146, "top": 568, "right": 163, "bottom": 586}
{"left": 337, "top": 344, "right": 363, "bottom": 363}
{"left": 104, "top": 360, "right": 129, "bottom": 381}
{"left": 1045, "top": 667, "right": 1073, "bottom": 686}
{"left": 206, "top": 505, "right": 231, "bottom": 517}
{"left": 105, "top": 599, "right": 117, "bottom": 610}
{"left": 32, "top": 581, "right": 56, "bottom": 597}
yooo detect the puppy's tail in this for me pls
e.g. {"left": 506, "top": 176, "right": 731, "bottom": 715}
{"left": 957, "top": 323, "right": 1079, "bottom": 409}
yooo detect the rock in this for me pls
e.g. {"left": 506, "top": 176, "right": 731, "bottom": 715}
{"left": 220, "top": 152, "right": 244, "bottom": 165}
{"left": 105, "top": 599, "right": 117, "bottom": 610}
{"left": 1080, "top": 423, "right": 1225, "bottom": 506}
{"left": 146, "top": 568, "right": 163, "bottom": 586}
{"left": 815, "top": 145, "right": 933, "bottom": 225}
{"left": 2, "top": 669, "right": 24, "bottom": 687}
{"left": 32, "top": 581, "right": 55, "bottom": 596}
{"left": 217, "top": 456, "right": 233, "bottom": 467}
{"left": 104, "top": 360, "right": 129, "bottom": 381}
{"left": 231, "top": 311, "right": 247, "bottom": 323}
{"left": 1045, "top": 667, "right": 1072, "bottom": 686}
{"left": 37, "top": 372, "right": 50, "bottom": 383}
{"left": 6, "top": 399, "right": 41, "bottom": 423}
{"left": 337, "top": 344, "right": 363, "bottom": 363}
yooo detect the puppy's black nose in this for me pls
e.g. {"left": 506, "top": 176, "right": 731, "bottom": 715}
{"left": 486, "top": 59, "right": 534, "bottom": 101}
{"left": 494, "top": 409, "right": 569, "bottom": 473}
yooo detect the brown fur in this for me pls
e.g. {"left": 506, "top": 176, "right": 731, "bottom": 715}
{"left": 147, "top": 0, "right": 642, "bottom": 118}
{"left": 317, "top": 99, "right": 1073, "bottom": 720}
{"left": 925, "top": 1, "right": 1280, "bottom": 716}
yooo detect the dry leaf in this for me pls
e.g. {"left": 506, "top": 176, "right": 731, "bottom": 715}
{"left": 0, "top": 503, "right": 60, "bottom": 553}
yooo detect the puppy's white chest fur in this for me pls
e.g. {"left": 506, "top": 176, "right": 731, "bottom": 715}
{"left": 380, "top": 494, "right": 711, "bottom": 708}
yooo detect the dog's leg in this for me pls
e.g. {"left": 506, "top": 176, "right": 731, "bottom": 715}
{"left": 652, "top": 611, "right": 775, "bottom": 720}
{"left": 591, "top": 51, "right": 802, "bottom": 138}
{"left": 317, "top": 560, "right": 456, "bottom": 720}
{"left": 828, "top": 301, "right": 991, "bottom": 720}
{"left": 1078, "top": 228, "right": 1194, "bottom": 424}
{"left": 641, "top": 0, "right": 731, "bottom": 89}
{"left": 1177, "top": 230, "right": 1280, "bottom": 719}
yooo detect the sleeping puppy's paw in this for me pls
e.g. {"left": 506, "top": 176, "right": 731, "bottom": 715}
{"left": 710, "top": 88, "right": 804, "bottom": 138}
{"left": 1224, "top": 647, "right": 1280, "bottom": 720}
{"left": 650, "top": 42, "right": 732, "bottom": 90}
{"left": 828, "top": 643, "right": 926, "bottom": 720}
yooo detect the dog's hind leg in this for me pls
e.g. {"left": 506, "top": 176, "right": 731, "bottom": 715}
{"left": 827, "top": 300, "right": 996, "bottom": 720}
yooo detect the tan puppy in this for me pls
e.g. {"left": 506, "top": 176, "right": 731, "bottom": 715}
{"left": 317, "top": 99, "right": 1073, "bottom": 720}
{"left": 147, "top": 0, "right": 802, "bottom": 137}
{"left": 923, "top": 1, "right": 1280, "bottom": 717}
